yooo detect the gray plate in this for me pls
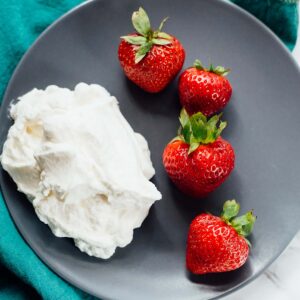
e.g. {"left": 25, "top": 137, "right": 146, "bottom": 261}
{"left": 1, "top": 0, "right": 300, "bottom": 299}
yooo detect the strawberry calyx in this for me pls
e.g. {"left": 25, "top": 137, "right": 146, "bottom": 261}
{"left": 174, "top": 109, "right": 227, "bottom": 154}
{"left": 221, "top": 200, "right": 256, "bottom": 246}
{"left": 121, "top": 7, "right": 172, "bottom": 63}
{"left": 193, "top": 59, "right": 231, "bottom": 76}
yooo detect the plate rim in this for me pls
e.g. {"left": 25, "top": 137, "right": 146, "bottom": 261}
{"left": 0, "top": 0, "right": 299, "bottom": 299}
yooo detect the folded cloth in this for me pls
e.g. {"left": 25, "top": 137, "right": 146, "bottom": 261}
{"left": 0, "top": 3, "right": 93, "bottom": 300}
{"left": 231, "top": 0, "right": 299, "bottom": 51}
{"left": 0, "top": 0, "right": 298, "bottom": 299}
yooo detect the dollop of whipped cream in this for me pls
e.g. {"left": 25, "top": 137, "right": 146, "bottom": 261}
{"left": 1, "top": 83, "right": 161, "bottom": 259}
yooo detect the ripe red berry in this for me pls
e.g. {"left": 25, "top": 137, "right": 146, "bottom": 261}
{"left": 186, "top": 200, "right": 256, "bottom": 274}
{"left": 179, "top": 60, "right": 232, "bottom": 116}
{"left": 163, "top": 109, "right": 235, "bottom": 198}
{"left": 118, "top": 7, "right": 185, "bottom": 93}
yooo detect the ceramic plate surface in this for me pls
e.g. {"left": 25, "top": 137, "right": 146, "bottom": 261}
{"left": 1, "top": 0, "right": 300, "bottom": 299}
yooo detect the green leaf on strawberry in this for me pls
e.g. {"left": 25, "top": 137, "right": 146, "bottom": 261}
{"left": 177, "top": 109, "right": 227, "bottom": 153}
{"left": 120, "top": 35, "right": 147, "bottom": 45}
{"left": 188, "top": 142, "right": 200, "bottom": 154}
{"left": 213, "top": 66, "right": 230, "bottom": 76}
{"left": 193, "top": 59, "right": 205, "bottom": 71}
{"left": 132, "top": 7, "right": 151, "bottom": 36}
{"left": 182, "top": 124, "right": 192, "bottom": 144}
{"left": 152, "top": 38, "right": 172, "bottom": 45}
{"left": 121, "top": 7, "right": 172, "bottom": 64}
{"left": 190, "top": 116, "right": 207, "bottom": 140}
{"left": 194, "top": 59, "right": 231, "bottom": 76}
{"left": 231, "top": 211, "right": 256, "bottom": 238}
{"left": 156, "top": 32, "right": 172, "bottom": 39}
{"left": 179, "top": 108, "right": 190, "bottom": 127}
{"left": 158, "top": 16, "right": 169, "bottom": 32}
{"left": 221, "top": 199, "right": 240, "bottom": 220}
{"left": 221, "top": 199, "right": 256, "bottom": 245}
{"left": 135, "top": 41, "right": 153, "bottom": 63}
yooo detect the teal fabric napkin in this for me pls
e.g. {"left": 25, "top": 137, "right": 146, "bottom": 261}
{"left": 231, "top": 0, "right": 299, "bottom": 51}
{"left": 0, "top": 0, "right": 298, "bottom": 299}
{"left": 0, "top": 3, "right": 91, "bottom": 300}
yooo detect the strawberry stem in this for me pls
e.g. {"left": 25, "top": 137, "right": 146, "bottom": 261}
{"left": 175, "top": 109, "right": 227, "bottom": 154}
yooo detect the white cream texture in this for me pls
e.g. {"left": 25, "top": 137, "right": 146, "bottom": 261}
{"left": 1, "top": 83, "right": 161, "bottom": 259}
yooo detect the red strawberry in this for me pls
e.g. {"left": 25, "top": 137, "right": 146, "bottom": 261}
{"left": 186, "top": 200, "right": 256, "bottom": 274}
{"left": 163, "top": 109, "right": 235, "bottom": 198}
{"left": 118, "top": 7, "right": 185, "bottom": 93}
{"left": 179, "top": 60, "right": 232, "bottom": 116}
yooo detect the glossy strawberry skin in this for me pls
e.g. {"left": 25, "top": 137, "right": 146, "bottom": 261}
{"left": 179, "top": 68, "right": 232, "bottom": 116}
{"left": 118, "top": 35, "right": 185, "bottom": 93}
{"left": 162, "top": 137, "right": 234, "bottom": 198}
{"left": 186, "top": 214, "right": 249, "bottom": 274}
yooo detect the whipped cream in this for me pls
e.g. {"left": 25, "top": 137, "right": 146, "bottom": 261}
{"left": 1, "top": 83, "right": 161, "bottom": 259}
